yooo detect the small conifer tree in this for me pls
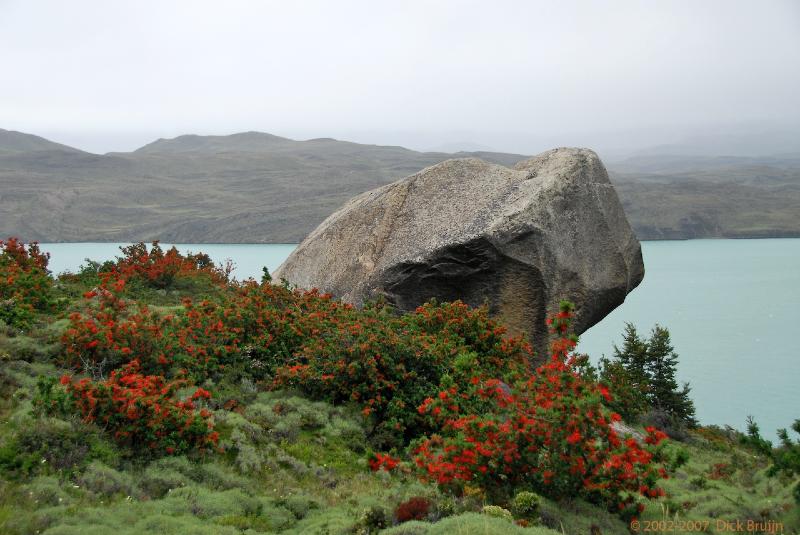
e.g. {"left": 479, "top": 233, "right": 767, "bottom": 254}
{"left": 645, "top": 325, "right": 697, "bottom": 427}
{"left": 600, "top": 323, "right": 697, "bottom": 428}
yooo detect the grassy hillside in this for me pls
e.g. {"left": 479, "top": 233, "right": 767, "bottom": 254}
{"left": 0, "top": 240, "right": 797, "bottom": 534}
{"left": 612, "top": 156, "right": 800, "bottom": 240}
{"left": 1, "top": 130, "right": 798, "bottom": 243}
{"left": 2, "top": 357, "right": 796, "bottom": 534}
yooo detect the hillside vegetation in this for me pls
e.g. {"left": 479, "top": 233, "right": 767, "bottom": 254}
{"left": 0, "top": 239, "right": 797, "bottom": 534}
{"left": 1, "top": 129, "right": 798, "bottom": 243}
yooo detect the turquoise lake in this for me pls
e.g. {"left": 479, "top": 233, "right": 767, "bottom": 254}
{"left": 39, "top": 239, "right": 799, "bottom": 441}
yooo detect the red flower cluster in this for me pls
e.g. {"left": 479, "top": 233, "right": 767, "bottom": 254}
{"left": 644, "top": 426, "right": 668, "bottom": 445}
{"left": 412, "top": 302, "right": 670, "bottom": 514}
{"left": 0, "top": 237, "right": 56, "bottom": 327}
{"left": 60, "top": 359, "right": 217, "bottom": 455}
{"left": 368, "top": 452, "right": 401, "bottom": 472}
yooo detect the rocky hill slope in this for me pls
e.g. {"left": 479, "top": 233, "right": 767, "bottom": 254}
{"left": 1, "top": 129, "right": 798, "bottom": 242}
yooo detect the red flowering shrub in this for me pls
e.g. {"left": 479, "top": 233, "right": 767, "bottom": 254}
{"left": 205, "top": 282, "right": 345, "bottom": 379}
{"left": 394, "top": 496, "right": 431, "bottom": 522}
{"left": 63, "top": 275, "right": 533, "bottom": 436}
{"left": 61, "top": 286, "right": 168, "bottom": 377}
{"left": 274, "top": 300, "right": 534, "bottom": 448}
{"left": 154, "top": 297, "right": 242, "bottom": 379}
{"left": 412, "top": 301, "right": 670, "bottom": 516}
{"left": 59, "top": 360, "right": 218, "bottom": 455}
{"left": 145, "top": 282, "right": 346, "bottom": 381}
{"left": 0, "top": 237, "right": 56, "bottom": 327}
{"left": 62, "top": 275, "right": 259, "bottom": 379}
{"left": 107, "top": 241, "right": 232, "bottom": 290}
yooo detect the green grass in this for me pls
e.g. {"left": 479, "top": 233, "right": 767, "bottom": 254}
{"left": 640, "top": 432, "right": 798, "bottom": 525}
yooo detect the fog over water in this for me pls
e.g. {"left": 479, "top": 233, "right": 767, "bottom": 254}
{"left": 1, "top": 0, "right": 798, "bottom": 156}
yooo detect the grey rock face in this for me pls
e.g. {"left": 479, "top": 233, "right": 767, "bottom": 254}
{"left": 274, "top": 147, "right": 644, "bottom": 358}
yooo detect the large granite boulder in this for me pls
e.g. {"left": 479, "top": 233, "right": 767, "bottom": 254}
{"left": 274, "top": 147, "right": 644, "bottom": 357}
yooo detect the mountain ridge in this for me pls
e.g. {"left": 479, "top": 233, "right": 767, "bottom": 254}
{"left": 0, "top": 128, "right": 86, "bottom": 155}
{"left": 1, "top": 129, "right": 798, "bottom": 243}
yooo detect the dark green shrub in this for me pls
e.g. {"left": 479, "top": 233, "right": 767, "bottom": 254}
{"left": 138, "top": 467, "right": 191, "bottom": 499}
{"left": 359, "top": 504, "right": 388, "bottom": 531}
{"left": 0, "top": 417, "right": 116, "bottom": 478}
{"left": 600, "top": 323, "right": 697, "bottom": 430}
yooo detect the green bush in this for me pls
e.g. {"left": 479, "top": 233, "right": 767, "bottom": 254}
{"left": 381, "top": 521, "right": 432, "bottom": 535}
{"left": 1, "top": 332, "right": 61, "bottom": 363}
{"left": 428, "top": 512, "right": 558, "bottom": 534}
{"left": 357, "top": 504, "right": 388, "bottom": 531}
{"left": 214, "top": 513, "right": 274, "bottom": 532}
{"left": 160, "top": 486, "right": 260, "bottom": 519}
{"left": 481, "top": 505, "right": 513, "bottom": 522}
{"left": 277, "top": 493, "right": 322, "bottom": 520}
{"left": 19, "top": 476, "right": 73, "bottom": 507}
{"left": 511, "top": 490, "right": 541, "bottom": 519}
{"left": 42, "top": 512, "right": 241, "bottom": 535}
{"left": 193, "top": 461, "right": 252, "bottom": 491}
{"left": 282, "top": 506, "right": 355, "bottom": 534}
{"left": 138, "top": 466, "right": 191, "bottom": 499}
{"left": 255, "top": 501, "right": 297, "bottom": 531}
{"left": 77, "top": 461, "right": 136, "bottom": 497}
{"left": 0, "top": 417, "right": 117, "bottom": 478}
{"left": 3, "top": 504, "right": 69, "bottom": 535}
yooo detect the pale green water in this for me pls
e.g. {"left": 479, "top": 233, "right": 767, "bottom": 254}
{"left": 579, "top": 239, "right": 800, "bottom": 441}
{"left": 40, "top": 239, "right": 799, "bottom": 440}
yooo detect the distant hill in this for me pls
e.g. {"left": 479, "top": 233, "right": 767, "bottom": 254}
{"left": 610, "top": 154, "right": 800, "bottom": 239}
{"left": 1, "top": 130, "right": 798, "bottom": 243}
{"left": 0, "top": 128, "right": 84, "bottom": 155}
{"left": 134, "top": 131, "right": 293, "bottom": 154}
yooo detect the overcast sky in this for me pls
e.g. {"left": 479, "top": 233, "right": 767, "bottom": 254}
{"left": 1, "top": 0, "right": 798, "bottom": 155}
